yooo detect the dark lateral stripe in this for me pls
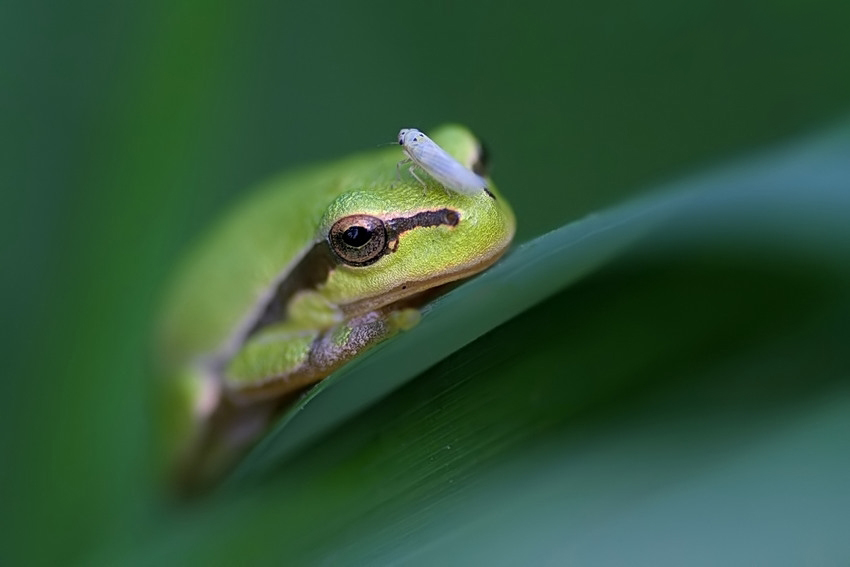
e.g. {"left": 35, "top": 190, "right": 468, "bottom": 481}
{"left": 386, "top": 208, "right": 460, "bottom": 235}
{"left": 247, "top": 241, "right": 338, "bottom": 336}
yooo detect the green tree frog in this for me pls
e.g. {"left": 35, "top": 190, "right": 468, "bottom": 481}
{"left": 156, "top": 124, "right": 515, "bottom": 485}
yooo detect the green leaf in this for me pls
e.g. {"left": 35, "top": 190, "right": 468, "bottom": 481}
{"left": 103, "top": 121, "right": 850, "bottom": 565}
{"left": 227, "top": 120, "right": 850, "bottom": 486}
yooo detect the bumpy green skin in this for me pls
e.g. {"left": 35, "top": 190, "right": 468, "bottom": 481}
{"left": 156, "top": 125, "right": 515, "bottom": 464}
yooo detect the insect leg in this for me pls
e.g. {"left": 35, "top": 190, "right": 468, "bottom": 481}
{"left": 394, "top": 158, "right": 412, "bottom": 187}
{"left": 408, "top": 165, "right": 428, "bottom": 194}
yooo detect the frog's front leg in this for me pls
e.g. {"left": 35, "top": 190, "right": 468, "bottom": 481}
{"left": 223, "top": 307, "right": 421, "bottom": 404}
{"left": 311, "top": 307, "right": 421, "bottom": 370}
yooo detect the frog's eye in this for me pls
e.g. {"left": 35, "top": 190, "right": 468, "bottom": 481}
{"left": 328, "top": 214, "right": 389, "bottom": 267}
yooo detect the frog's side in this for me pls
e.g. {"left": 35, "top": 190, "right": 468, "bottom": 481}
{"left": 156, "top": 125, "right": 515, "bottom": 484}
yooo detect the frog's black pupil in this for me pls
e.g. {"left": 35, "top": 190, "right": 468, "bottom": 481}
{"left": 343, "top": 225, "right": 372, "bottom": 247}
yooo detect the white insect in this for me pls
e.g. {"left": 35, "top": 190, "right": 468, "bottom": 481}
{"left": 397, "top": 128, "right": 493, "bottom": 198}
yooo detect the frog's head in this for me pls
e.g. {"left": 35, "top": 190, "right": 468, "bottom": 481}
{"left": 316, "top": 181, "right": 515, "bottom": 316}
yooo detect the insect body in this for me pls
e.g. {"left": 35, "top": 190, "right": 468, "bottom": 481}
{"left": 398, "top": 128, "right": 494, "bottom": 198}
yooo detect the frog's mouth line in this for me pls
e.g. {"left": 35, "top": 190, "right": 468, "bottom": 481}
{"left": 338, "top": 244, "right": 508, "bottom": 318}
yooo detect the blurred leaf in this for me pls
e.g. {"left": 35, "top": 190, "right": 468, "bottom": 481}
{"left": 102, "top": 121, "right": 850, "bottom": 565}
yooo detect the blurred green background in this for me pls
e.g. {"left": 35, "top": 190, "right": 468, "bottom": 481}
{"left": 3, "top": 0, "right": 850, "bottom": 564}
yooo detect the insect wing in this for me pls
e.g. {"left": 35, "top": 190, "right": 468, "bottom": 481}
{"left": 410, "top": 137, "right": 486, "bottom": 193}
